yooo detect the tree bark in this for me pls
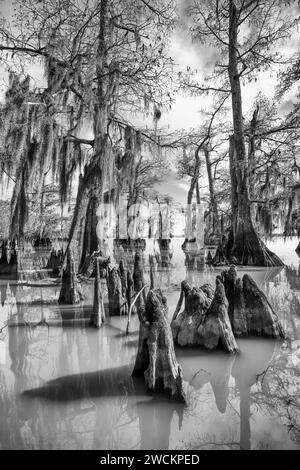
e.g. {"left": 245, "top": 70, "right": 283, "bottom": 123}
{"left": 133, "top": 251, "right": 147, "bottom": 316}
{"left": 171, "top": 281, "right": 214, "bottom": 346}
{"left": 221, "top": 265, "right": 285, "bottom": 338}
{"left": 80, "top": 194, "right": 99, "bottom": 269}
{"left": 213, "top": 1, "right": 283, "bottom": 267}
{"left": 106, "top": 264, "right": 127, "bottom": 316}
{"left": 184, "top": 147, "right": 201, "bottom": 244}
{"left": 197, "top": 277, "right": 239, "bottom": 353}
{"left": 63, "top": 0, "right": 109, "bottom": 268}
{"left": 58, "top": 249, "right": 83, "bottom": 304}
{"left": 204, "top": 147, "right": 220, "bottom": 241}
{"left": 132, "top": 289, "right": 187, "bottom": 403}
{"left": 172, "top": 277, "right": 238, "bottom": 353}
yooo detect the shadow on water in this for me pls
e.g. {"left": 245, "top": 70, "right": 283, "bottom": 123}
{"left": 22, "top": 365, "right": 140, "bottom": 402}
{"left": 21, "top": 364, "right": 185, "bottom": 450}
{"left": 1, "top": 239, "right": 299, "bottom": 450}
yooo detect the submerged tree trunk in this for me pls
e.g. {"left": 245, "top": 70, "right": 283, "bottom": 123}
{"left": 90, "top": 257, "right": 105, "bottom": 328}
{"left": 133, "top": 289, "right": 187, "bottom": 403}
{"left": 197, "top": 277, "right": 239, "bottom": 353}
{"left": 80, "top": 194, "right": 99, "bottom": 270}
{"left": 204, "top": 147, "right": 220, "bottom": 241}
{"left": 221, "top": 265, "right": 285, "bottom": 338}
{"left": 46, "top": 248, "right": 63, "bottom": 275}
{"left": 172, "top": 278, "right": 238, "bottom": 353}
{"left": 133, "top": 251, "right": 147, "bottom": 314}
{"left": 58, "top": 249, "right": 83, "bottom": 304}
{"left": 171, "top": 281, "right": 214, "bottom": 346}
{"left": 183, "top": 147, "right": 201, "bottom": 247}
{"left": 0, "top": 241, "right": 18, "bottom": 276}
{"left": 214, "top": 1, "right": 283, "bottom": 267}
{"left": 106, "top": 264, "right": 127, "bottom": 316}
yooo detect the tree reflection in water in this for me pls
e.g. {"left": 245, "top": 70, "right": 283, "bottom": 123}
{"left": 0, "top": 238, "right": 300, "bottom": 450}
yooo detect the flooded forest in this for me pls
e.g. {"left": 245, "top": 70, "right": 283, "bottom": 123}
{"left": 0, "top": 0, "right": 300, "bottom": 451}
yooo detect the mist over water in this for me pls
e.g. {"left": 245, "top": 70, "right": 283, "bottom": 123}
{"left": 0, "top": 237, "right": 300, "bottom": 450}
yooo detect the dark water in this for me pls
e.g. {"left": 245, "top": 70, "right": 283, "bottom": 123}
{"left": 0, "top": 238, "right": 300, "bottom": 450}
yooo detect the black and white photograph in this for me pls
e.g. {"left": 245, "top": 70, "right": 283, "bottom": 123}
{"left": 0, "top": 0, "right": 300, "bottom": 455}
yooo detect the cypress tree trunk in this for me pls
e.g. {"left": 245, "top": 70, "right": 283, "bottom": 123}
{"left": 204, "top": 147, "right": 220, "bottom": 241}
{"left": 80, "top": 195, "right": 100, "bottom": 269}
{"left": 64, "top": 0, "right": 109, "bottom": 268}
{"left": 58, "top": 249, "right": 83, "bottom": 304}
{"left": 133, "top": 289, "right": 187, "bottom": 403}
{"left": 214, "top": 1, "right": 283, "bottom": 267}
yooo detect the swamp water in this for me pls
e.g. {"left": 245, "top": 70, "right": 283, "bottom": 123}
{"left": 0, "top": 237, "right": 300, "bottom": 450}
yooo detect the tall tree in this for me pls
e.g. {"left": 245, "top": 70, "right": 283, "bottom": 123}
{"left": 0, "top": 0, "right": 176, "bottom": 265}
{"left": 186, "top": 0, "right": 298, "bottom": 266}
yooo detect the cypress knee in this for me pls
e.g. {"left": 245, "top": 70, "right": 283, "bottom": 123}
{"left": 133, "top": 289, "right": 187, "bottom": 403}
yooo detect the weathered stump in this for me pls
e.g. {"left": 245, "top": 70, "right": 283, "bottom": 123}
{"left": 133, "top": 289, "right": 187, "bottom": 403}
{"left": 221, "top": 266, "right": 285, "bottom": 338}
{"left": 197, "top": 277, "right": 239, "bottom": 353}
{"left": 106, "top": 264, "right": 127, "bottom": 316}
{"left": 58, "top": 249, "right": 83, "bottom": 304}
{"left": 90, "top": 257, "right": 105, "bottom": 328}
{"left": 171, "top": 281, "right": 214, "bottom": 347}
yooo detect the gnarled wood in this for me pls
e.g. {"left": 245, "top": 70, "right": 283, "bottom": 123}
{"left": 197, "top": 277, "right": 239, "bottom": 354}
{"left": 221, "top": 265, "right": 285, "bottom": 338}
{"left": 171, "top": 281, "right": 214, "bottom": 347}
{"left": 133, "top": 289, "right": 187, "bottom": 403}
{"left": 106, "top": 264, "right": 127, "bottom": 316}
{"left": 58, "top": 249, "right": 83, "bottom": 304}
{"left": 133, "top": 251, "right": 147, "bottom": 315}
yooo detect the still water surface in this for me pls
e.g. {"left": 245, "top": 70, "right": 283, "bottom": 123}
{"left": 0, "top": 238, "right": 300, "bottom": 450}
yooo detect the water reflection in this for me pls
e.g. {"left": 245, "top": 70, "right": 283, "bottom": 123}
{"left": 0, "top": 237, "right": 300, "bottom": 449}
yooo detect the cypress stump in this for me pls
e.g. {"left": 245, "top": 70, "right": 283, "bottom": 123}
{"left": 133, "top": 289, "right": 187, "bottom": 403}
{"left": 171, "top": 281, "right": 214, "bottom": 346}
{"left": 221, "top": 265, "right": 285, "bottom": 338}
{"left": 197, "top": 277, "right": 239, "bottom": 354}
{"left": 106, "top": 264, "right": 127, "bottom": 316}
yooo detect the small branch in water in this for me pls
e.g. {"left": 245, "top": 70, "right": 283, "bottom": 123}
{"left": 190, "top": 368, "right": 211, "bottom": 384}
{"left": 126, "top": 285, "right": 148, "bottom": 335}
{"left": 172, "top": 284, "right": 184, "bottom": 322}
{"left": 256, "top": 365, "right": 273, "bottom": 385}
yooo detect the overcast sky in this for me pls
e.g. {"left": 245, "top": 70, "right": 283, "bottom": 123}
{"left": 1, "top": 0, "right": 300, "bottom": 203}
{"left": 1, "top": 0, "right": 299, "bottom": 127}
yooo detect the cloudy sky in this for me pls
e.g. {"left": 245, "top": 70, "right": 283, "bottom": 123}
{"left": 0, "top": 0, "right": 300, "bottom": 203}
